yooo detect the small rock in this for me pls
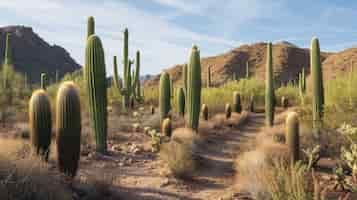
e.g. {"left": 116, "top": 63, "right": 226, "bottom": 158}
{"left": 159, "top": 178, "right": 170, "bottom": 188}
{"left": 111, "top": 144, "right": 122, "bottom": 152}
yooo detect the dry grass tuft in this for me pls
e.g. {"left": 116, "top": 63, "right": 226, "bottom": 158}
{"left": 160, "top": 128, "right": 199, "bottom": 179}
{"left": 0, "top": 138, "right": 73, "bottom": 200}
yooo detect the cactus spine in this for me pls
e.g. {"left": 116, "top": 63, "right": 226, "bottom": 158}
{"left": 265, "top": 42, "right": 275, "bottom": 127}
{"left": 161, "top": 118, "right": 172, "bottom": 137}
{"left": 41, "top": 73, "right": 47, "bottom": 90}
{"left": 233, "top": 92, "right": 242, "bottom": 113}
{"left": 29, "top": 89, "right": 52, "bottom": 161}
{"left": 202, "top": 104, "right": 208, "bottom": 120}
{"left": 159, "top": 72, "right": 171, "bottom": 123}
{"left": 207, "top": 65, "right": 212, "bottom": 88}
{"left": 84, "top": 35, "right": 108, "bottom": 154}
{"left": 311, "top": 37, "right": 324, "bottom": 132}
{"left": 186, "top": 45, "right": 201, "bottom": 131}
{"left": 56, "top": 82, "right": 81, "bottom": 177}
{"left": 87, "top": 16, "right": 95, "bottom": 38}
{"left": 286, "top": 112, "right": 300, "bottom": 163}
{"left": 177, "top": 87, "right": 185, "bottom": 117}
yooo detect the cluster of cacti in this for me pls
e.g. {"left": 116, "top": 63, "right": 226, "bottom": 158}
{"left": 186, "top": 45, "right": 202, "bottom": 131}
{"left": 201, "top": 104, "right": 208, "bottom": 120}
{"left": 41, "top": 73, "right": 47, "bottom": 90}
{"left": 310, "top": 37, "right": 324, "bottom": 133}
{"left": 29, "top": 89, "right": 52, "bottom": 161}
{"left": 84, "top": 34, "right": 108, "bottom": 154}
{"left": 233, "top": 92, "right": 242, "bottom": 113}
{"left": 56, "top": 82, "right": 81, "bottom": 177}
{"left": 159, "top": 72, "right": 171, "bottom": 123}
{"left": 161, "top": 118, "right": 172, "bottom": 137}
{"left": 225, "top": 103, "right": 232, "bottom": 119}
{"left": 28, "top": 81, "right": 81, "bottom": 177}
{"left": 177, "top": 87, "right": 185, "bottom": 117}
{"left": 285, "top": 112, "right": 300, "bottom": 163}
{"left": 265, "top": 42, "right": 275, "bottom": 127}
{"left": 207, "top": 65, "right": 212, "bottom": 88}
{"left": 111, "top": 27, "right": 143, "bottom": 109}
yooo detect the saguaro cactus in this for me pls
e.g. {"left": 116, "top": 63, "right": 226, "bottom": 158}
{"left": 286, "top": 112, "right": 300, "bottom": 163}
{"left": 182, "top": 64, "right": 188, "bottom": 93}
{"left": 207, "top": 65, "right": 212, "bottom": 88}
{"left": 134, "top": 50, "right": 141, "bottom": 100}
{"left": 246, "top": 61, "right": 249, "bottom": 79}
{"left": 177, "top": 87, "right": 185, "bottom": 117}
{"left": 112, "top": 56, "right": 122, "bottom": 91}
{"left": 225, "top": 103, "right": 232, "bottom": 119}
{"left": 233, "top": 92, "right": 242, "bottom": 113}
{"left": 84, "top": 35, "right": 108, "bottom": 154}
{"left": 3, "top": 33, "right": 12, "bottom": 89}
{"left": 161, "top": 118, "right": 172, "bottom": 137}
{"left": 41, "top": 73, "right": 47, "bottom": 90}
{"left": 265, "top": 42, "right": 275, "bottom": 127}
{"left": 122, "top": 28, "right": 130, "bottom": 108}
{"left": 4, "top": 33, "right": 12, "bottom": 65}
{"left": 311, "top": 37, "right": 324, "bottom": 132}
{"left": 87, "top": 16, "right": 95, "bottom": 38}
{"left": 29, "top": 89, "right": 52, "bottom": 161}
{"left": 159, "top": 72, "right": 171, "bottom": 123}
{"left": 186, "top": 45, "right": 201, "bottom": 131}
{"left": 56, "top": 82, "right": 81, "bottom": 177}
{"left": 201, "top": 104, "right": 208, "bottom": 120}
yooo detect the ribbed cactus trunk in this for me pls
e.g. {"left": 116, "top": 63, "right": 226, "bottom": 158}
{"left": 201, "top": 104, "right": 208, "bottom": 120}
{"left": 286, "top": 112, "right": 300, "bottom": 163}
{"left": 233, "top": 91, "right": 242, "bottom": 113}
{"left": 182, "top": 64, "right": 188, "bottom": 94}
{"left": 177, "top": 87, "right": 185, "bottom": 117}
{"left": 122, "top": 28, "right": 130, "bottom": 109}
{"left": 159, "top": 72, "right": 171, "bottom": 123}
{"left": 135, "top": 50, "right": 141, "bottom": 99}
{"left": 311, "top": 37, "right": 324, "bottom": 133}
{"left": 85, "top": 35, "right": 108, "bottom": 154}
{"left": 246, "top": 61, "right": 249, "bottom": 79}
{"left": 265, "top": 42, "right": 275, "bottom": 127}
{"left": 3, "top": 33, "right": 12, "bottom": 89}
{"left": 29, "top": 89, "right": 52, "bottom": 161}
{"left": 112, "top": 56, "right": 122, "bottom": 92}
{"left": 187, "top": 45, "right": 201, "bottom": 131}
{"left": 207, "top": 65, "right": 212, "bottom": 88}
{"left": 170, "top": 77, "right": 174, "bottom": 99}
{"left": 41, "top": 73, "right": 47, "bottom": 90}
{"left": 56, "top": 82, "right": 81, "bottom": 177}
{"left": 4, "top": 33, "right": 12, "bottom": 66}
{"left": 87, "top": 16, "right": 95, "bottom": 38}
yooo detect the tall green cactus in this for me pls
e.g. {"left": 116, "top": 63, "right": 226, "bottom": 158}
{"left": 56, "top": 82, "right": 81, "bottom": 177}
{"left": 265, "top": 42, "right": 275, "bottom": 127}
{"left": 122, "top": 28, "right": 130, "bottom": 109}
{"left": 29, "top": 89, "right": 52, "bottom": 161}
{"left": 84, "top": 35, "right": 107, "bottom": 154}
{"left": 170, "top": 77, "right": 174, "bottom": 99}
{"left": 311, "top": 37, "right": 324, "bottom": 132}
{"left": 187, "top": 45, "right": 201, "bottom": 131}
{"left": 4, "top": 33, "right": 12, "bottom": 65}
{"left": 182, "top": 64, "right": 188, "bottom": 93}
{"left": 246, "top": 61, "right": 249, "bottom": 79}
{"left": 177, "top": 87, "right": 185, "bottom": 117}
{"left": 286, "top": 112, "right": 300, "bottom": 163}
{"left": 134, "top": 50, "right": 141, "bottom": 100}
{"left": 112, "top": 56, "right": 122, "bottom": 91}
{"left": 207, "top": 65, "right": 212, "bottom": 88}
{"left": 41, "top": 73, "right": 47, "bottom": 90}
{"left": 87, "top": 16, "right": 95, "bottom": 38}
{"left": 233, "top": 91, "right": 242, "bottom": 113}
{"left": 159, "top": 72, "right": 171, "bottom": 123}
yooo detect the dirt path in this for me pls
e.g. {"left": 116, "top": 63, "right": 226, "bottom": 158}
{"left": 76, "top": 112, "right": 266, "bottom": 200}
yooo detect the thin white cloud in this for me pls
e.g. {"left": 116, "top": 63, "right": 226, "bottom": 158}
{"left": 0, "top": 0, "right": 241, "bottom": 75}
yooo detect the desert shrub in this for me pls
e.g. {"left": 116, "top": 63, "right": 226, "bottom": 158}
{"left": 160, "top": 128, "right": 198, "bottom": 179}
{"left": 275, "top": 84, "right": 300, "bottom": 107}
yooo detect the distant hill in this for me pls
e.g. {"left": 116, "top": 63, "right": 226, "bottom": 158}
{"left": 145, "top": 42, "right": 332, "bottom": 87}
{"left": 0, "top": 26, "right": 81, "bottom": 83}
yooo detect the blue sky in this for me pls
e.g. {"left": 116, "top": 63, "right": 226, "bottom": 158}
{"left": 0, "top": 0, "right": 357, "bottom": 75}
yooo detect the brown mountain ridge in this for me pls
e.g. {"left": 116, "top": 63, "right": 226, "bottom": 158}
{"left": 145, "top": 42, "right": 348, "bottom": 87}
{"left": 0, "top": 26, "right": 81, "bottom": 83}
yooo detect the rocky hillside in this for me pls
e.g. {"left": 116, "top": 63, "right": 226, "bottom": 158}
{"left": 0, "top": 26, "right": 81, "bottom": 83}
{"left": 145, "top": 42, "right": 333, "bottom": 87}
{"left": 322, "top": 47, "right": 357, "bottom": 79}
